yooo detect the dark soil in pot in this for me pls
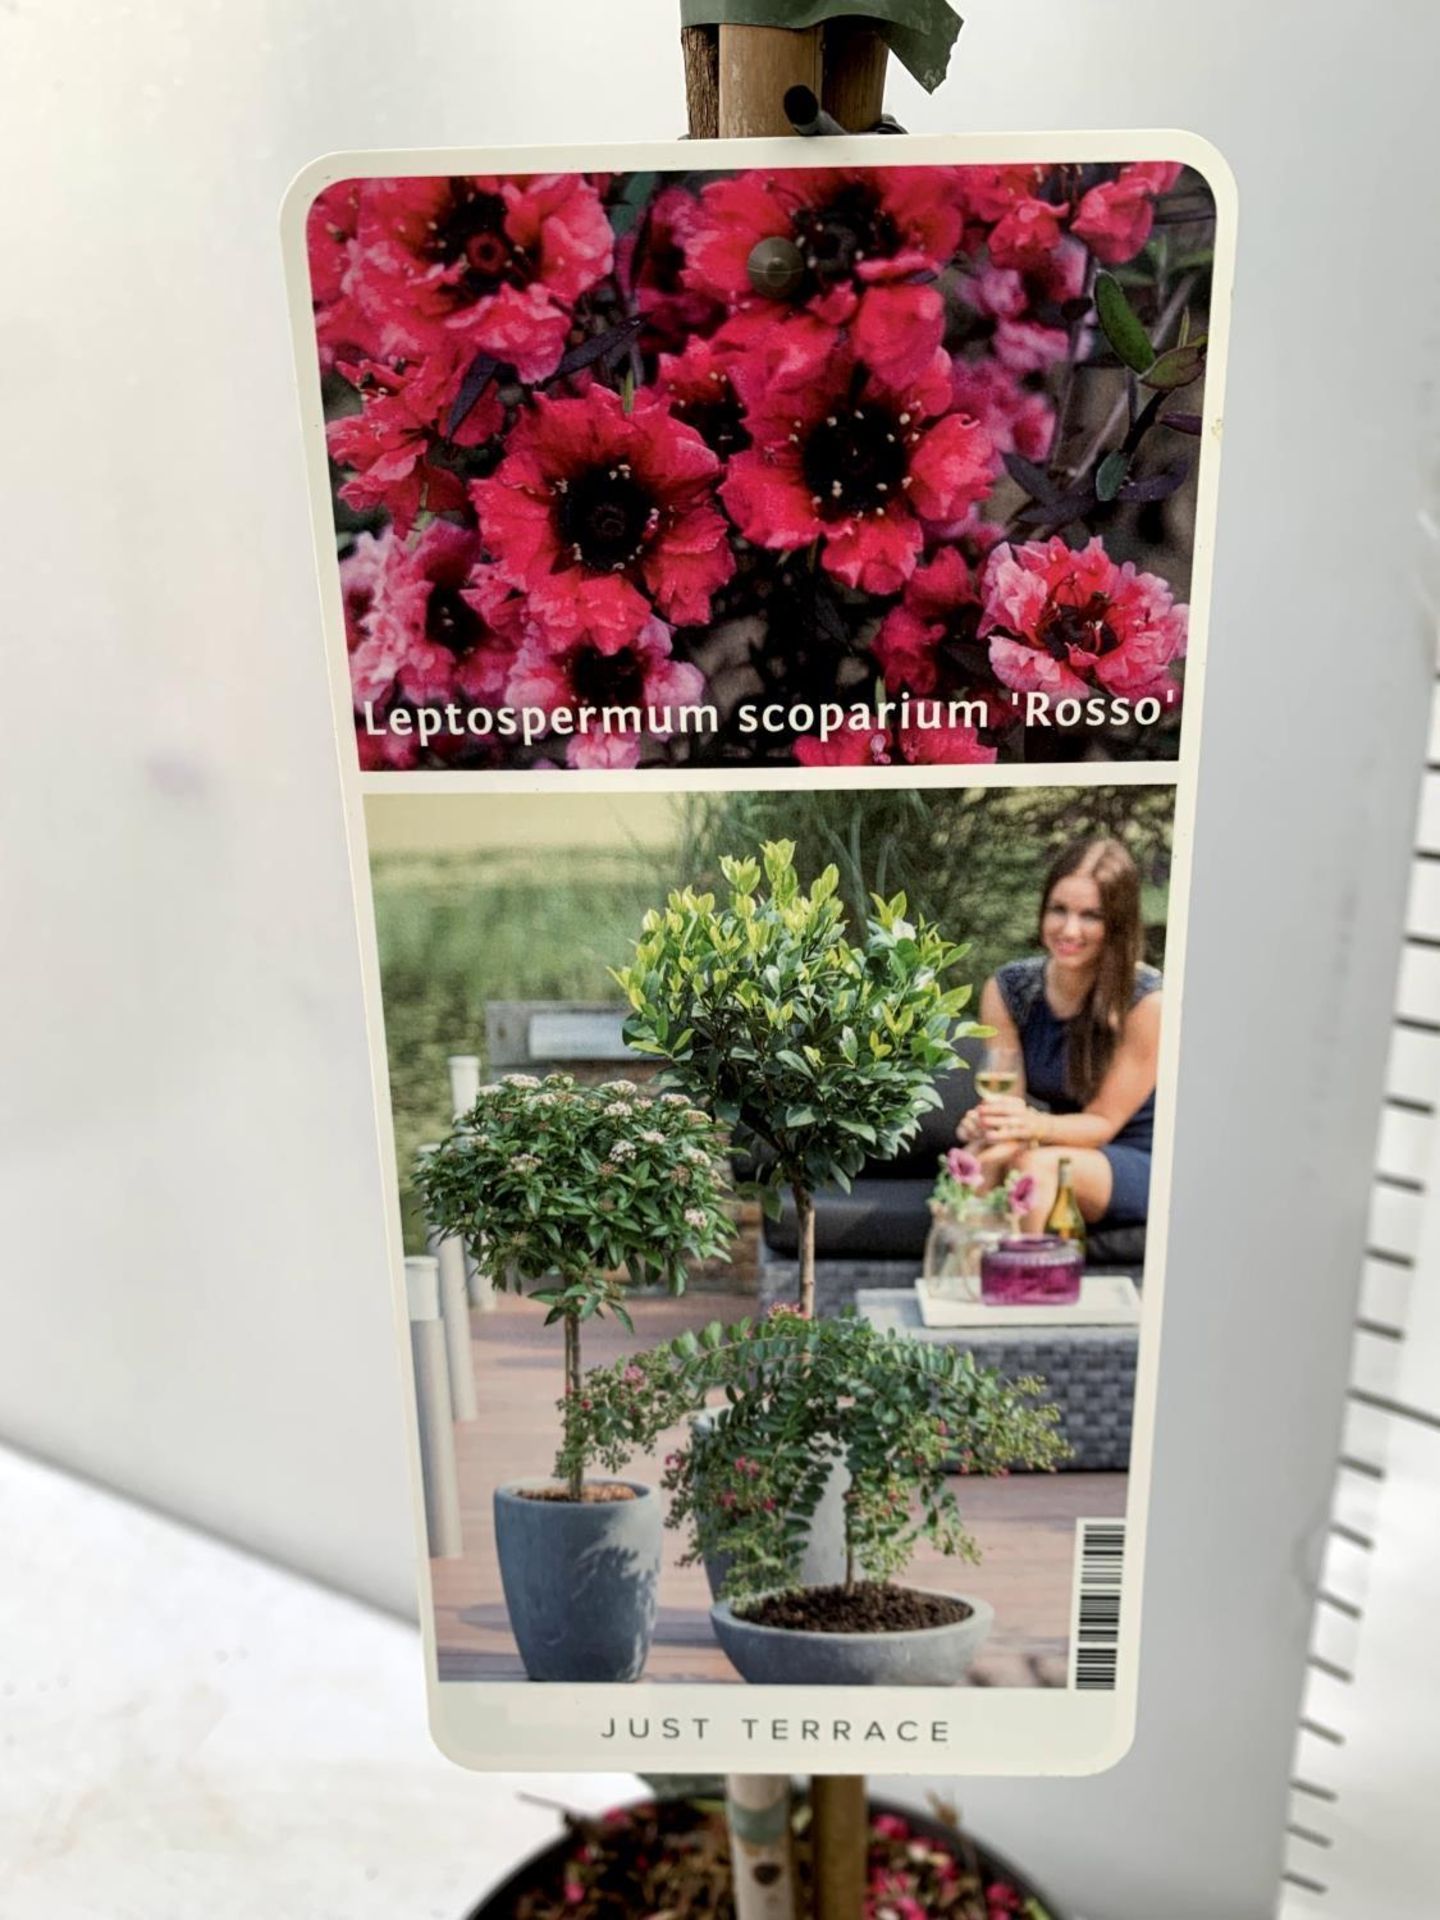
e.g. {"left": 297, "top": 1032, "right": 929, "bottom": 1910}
{"left": 468, "top": 1796, "right": 1069, "bottom": 1918}
{"left": 741, "top": 1581, "right": 973, "bottom": 1634}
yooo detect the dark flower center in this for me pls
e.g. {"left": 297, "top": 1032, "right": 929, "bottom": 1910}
{"left": 802, "top": 403, "right": 910, "bottom": 519}
{"left": 673, "top": 381, "right": 749, "bottom": 459}
{"left": 792, "top": 183, "right": 901, "bottom": 287}
{"left": 570, "top": 644, "right": 647, "bottom": 708}
{"left": 1040, "top": 593, "right": 1119, "bottom": 659}
{"left": 556, "top": 462, "right": 659, "bottom": 572}
{"left": 429, "top": 182, "right": 529, "bottom": 298}
{"left": 425, "top": 585, "right": 485, "bottom": 654}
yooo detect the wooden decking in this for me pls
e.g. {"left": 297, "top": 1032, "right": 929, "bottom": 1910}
{"left": 432, "top": 1290, "right": 1126, "bottom": 1686}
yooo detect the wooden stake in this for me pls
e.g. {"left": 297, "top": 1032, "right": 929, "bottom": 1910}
{"left": 718, "top": 22, "right": 823, "bottom": 137}
{"left": 726, "top": 1774, "right": 800, "bottom": 1919}
{"left": 822, "top": 19, "right": 889, "bottom": 131}
{"left": 682, "top": 23, "right": 720, "bottom": 138}
{"left": 811, "top": 1775, "right": 867, "bottom": 1920}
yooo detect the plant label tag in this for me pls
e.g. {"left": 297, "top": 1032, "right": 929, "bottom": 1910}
{"left": 282, "top": 130, "right": 1234, "bottom": 1775}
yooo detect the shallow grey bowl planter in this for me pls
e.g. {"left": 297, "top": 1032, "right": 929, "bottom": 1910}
{"left": 710, "top": 1589, "right": 995, "bottom": 1686}
{"left": 494, "top": 1479, "right": 661, "bottom": 1683}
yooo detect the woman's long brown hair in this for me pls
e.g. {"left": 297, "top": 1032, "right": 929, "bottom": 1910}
{"left": 1039, "top": 838, "right": 1143, "bottom": 1104}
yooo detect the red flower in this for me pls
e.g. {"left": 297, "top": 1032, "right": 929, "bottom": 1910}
{"left": 792, "top": 704, "right": 996, "bottom": 769}
{"left": 307, "top": 182, "right": 381, "bottom": 368}
{"left": 966, "top": 237, "right": 1089, "bottom": 375}
{"left": 617, "top": 184, "right": 724, "bottom": 348}
{"left": 684, "top": 166, "right": 960, "bottom": 387}
{"left": 349, "top": 173, "right": 613, "bottom": 379}
{"left": 346, "top": 522, "right": 522, "bottom": 724}
{"left": 1072, "top": 161, "right": 1184, "bottom": 266}
{"left": 328, "top": 345, "right": 503, "bottom": 534}
{"left": 655, "top": 334, "right": 750, "bottom": 460}
{"left": 873, "top": 547, "right": 980, "bottom": 696}
{"left": 987, "top": 195, "right": 1066, "bottom": 273}
{"left": 979, "top": 535, "right": 1187, "bottom": 699}
{"left": 947, "top": 357, "right": 1055, "bottom": 465}
{"left": 505, "top": 616, "right": 707, "bottom": 769}
{"left": 722, "top": 338, "right": 998, "bottom": 596}
{"left": 472, "top": 386, "right": 733, "bottom": 651}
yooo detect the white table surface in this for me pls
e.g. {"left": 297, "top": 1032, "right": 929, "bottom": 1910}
{"left": 0, "top": 1446, "right": 640, "bottom": 1920}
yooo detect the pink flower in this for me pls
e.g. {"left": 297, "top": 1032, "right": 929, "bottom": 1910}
{"left": 349, "top": 173, "right": 613, "bottom": 378}
{"left": 1009, "top": 1173, "right": 1037, "bottom": 1213}
{"left": 988, "top": 195, "right": 1066, "bottom": 273}
{"left": 792, "top": 708, "right": 995, "bottom": 771}
{"left": 722, "top": 337, "right": 998, "bottom": 596}
{"left": 563, "top": 1881, "right": 585, "bottom": 1906}
{"left": 947, "top": 1147, "right": 984, "bottom": 1188}
{"left": 307, "top": 181, "right": 381, "bottom": 368}
{"left": 654, "top": 333, "right": 749, "bottom": 460}
{"left": 473, "top": 386, "right": 733, "bottom": 651}
{"left": 979, "top": 535, "right": 1187, "bottom": 701}
{"left": 1072, "top": 161, "right": 1184, "bottom": 266}
{"left": 623, "top": 1365, "right": 643, "bottom": 1384}
{"left": 872, "top": 1814, "right": 910, "bottom": 1841}
{"left": 504, "top": 615, "right": 706, "bottom": 769}
{"left": 967, "top": 238, "right": 1089, "bottom": 375}
{"left": 617, "top": 184, "right": 724, "bottom": 348}
{"left": 874, "top": 547, "right": 981, "bottom": 697}
{"left": 960, "top": 164, "right": 1051, "bottom": 228}
{"left": 343, "top": 525, "right": 524, "bottom": 768}
{"left": 685, "top": 167, "right": 962, "bottom": 370}
{"left": 328, "top": 345, "right": 503, "bottom": 535}
{"left": 947, "top": 357, "right": 1055, "bottom": 466}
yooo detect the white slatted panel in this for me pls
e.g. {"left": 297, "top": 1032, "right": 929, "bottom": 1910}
{"left": 1278, "top": 659, "right": 1440, "bottom": 1910}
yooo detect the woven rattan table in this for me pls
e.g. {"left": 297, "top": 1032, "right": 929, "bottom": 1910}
{"left": 857, "top": 1288, "right": 1137, "bottom": 1472}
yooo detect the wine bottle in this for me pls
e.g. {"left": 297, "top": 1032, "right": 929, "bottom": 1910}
{"left": 974, "top": 1070, "right": 1019, "bottom": 1099}
{"left": 1044, "top": 1157, "right": 1087, "bottom": 1253}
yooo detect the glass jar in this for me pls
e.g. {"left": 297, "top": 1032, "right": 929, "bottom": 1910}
{"left": 980, "top": 1234, "right": 1084, "bottom": 1306}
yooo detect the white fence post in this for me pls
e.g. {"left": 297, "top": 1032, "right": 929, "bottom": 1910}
{"left": 405, "top": 1256, "right": 463, "bottom": 1560}
{"left": 429, "top": 1227, "right": 479, "bottom": 1423}
{"left": 446, "top": 1053, "right": 496, "bottom": 1312}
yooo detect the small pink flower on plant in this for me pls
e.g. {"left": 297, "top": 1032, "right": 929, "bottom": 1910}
{"left": 1009, "top": 1173, "right": 1037, "bottom": 1214}
{"left": 979, "top": 535, "right": 1187, "bottom": 702}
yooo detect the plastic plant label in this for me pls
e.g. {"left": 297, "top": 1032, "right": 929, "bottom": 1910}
{"left": 281, "top": 130, "right": 1235, "bottom": 1775}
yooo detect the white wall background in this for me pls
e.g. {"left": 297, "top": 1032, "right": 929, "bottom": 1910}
{"left": 3, "top": 4, "right": 1437, "bottom": 1916}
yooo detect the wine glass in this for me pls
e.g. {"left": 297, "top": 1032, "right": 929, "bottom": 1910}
{"left": 974, "top": 1041, "right": 1023, "bottom": 1103}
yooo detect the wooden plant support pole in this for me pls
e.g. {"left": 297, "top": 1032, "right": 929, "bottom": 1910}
{"left": 726, "top": 1774, "right": 800, "bottom": 1919}
{"left": 684, "top": 21, "right": 887, "bottom": 1918}
{"left": 811, "top": 1775, "right": 868, "bottom": 1920}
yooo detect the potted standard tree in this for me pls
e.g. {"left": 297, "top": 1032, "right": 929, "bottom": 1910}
{"left": 565, "top": 1310, "right": 1067, "bottom": 1686}
{"left": 614, "top": 839, "right": 981, "bottom": 1320}
{"left": 417, "top": 1072, "right": 733, "bottom": 1683}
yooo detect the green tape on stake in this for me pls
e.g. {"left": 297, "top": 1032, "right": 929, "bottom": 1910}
{"left": 680, "top": 0, "right": 963, "bottom": 94}
{"left": 728, "top": 1795, "right": 793, "bottom": 1847}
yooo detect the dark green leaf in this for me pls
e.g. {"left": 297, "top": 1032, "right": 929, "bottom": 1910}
{"left": 1094, "top": 272, "right": 1156, "bottom": 374}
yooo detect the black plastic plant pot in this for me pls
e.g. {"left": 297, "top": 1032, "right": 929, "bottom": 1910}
{"left": 466, "top": 1795, "right": 1071, "bottom": 1918}
{"left": 493, "top": 1479, "right": 661, "bottom": 1683}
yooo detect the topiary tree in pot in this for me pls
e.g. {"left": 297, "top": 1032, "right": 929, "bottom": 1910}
{"left": 416, "top": 1071, "right": 733, "bottom": 1682}
{"left": 613, "top": 839, "right": 982, "bottom": 1319}
{"left": 566, "top": 1308, "right": 1068, "bottom": 1685}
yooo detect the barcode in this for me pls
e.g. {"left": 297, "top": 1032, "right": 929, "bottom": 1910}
{"left": 1071, "top": 1519, "right": 1125, "bottom": 1691}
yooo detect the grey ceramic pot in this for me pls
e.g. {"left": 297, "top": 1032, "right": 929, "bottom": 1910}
{"left": 494, "top": 1479, "right": 661, "bottom": 1683}
{"left": 710, "top": 1589, "right": 995, "bottom": 1686}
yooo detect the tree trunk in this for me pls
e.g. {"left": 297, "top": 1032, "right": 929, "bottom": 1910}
{"left": 794, "top": 1184, "right": 816, "bottom": 1320}
{"left": 681, "top": 23, "right": 719, "bottom": 138}
{"left": 564, "top": 1313, "right": 584, "bottom": 1501}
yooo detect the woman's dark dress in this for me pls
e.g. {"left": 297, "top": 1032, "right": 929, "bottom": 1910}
{"left": 995, "top": 956, "right": 1160, "bottom": 1227}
